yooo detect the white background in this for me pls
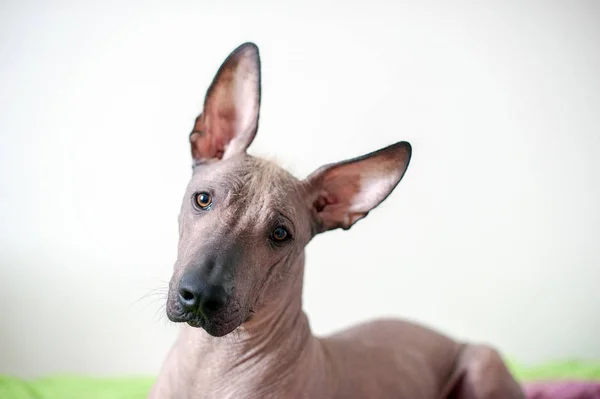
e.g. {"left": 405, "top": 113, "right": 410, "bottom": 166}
{"left": 1, "top": 1, "right": 599, "bottom": 378}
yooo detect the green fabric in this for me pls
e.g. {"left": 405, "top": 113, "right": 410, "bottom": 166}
{"left": 509, "top": 360, "right": 600, "bottom": 382}
{"left": 1, "top": 361, "right": 599, "bottom": 398}
{"left": 0, "top": 376, "right": 154, "bottom": 399}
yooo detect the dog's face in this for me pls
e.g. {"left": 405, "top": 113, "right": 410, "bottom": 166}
{"left": 165, "top": 43, "right": 412, "bottom": 337}
{"left": 166, "top": 154, "right": 313, "bottom": 336}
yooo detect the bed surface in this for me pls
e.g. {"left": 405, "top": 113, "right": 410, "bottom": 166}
{"left": 1, "top": 360, "right": 599, "bottom": 398}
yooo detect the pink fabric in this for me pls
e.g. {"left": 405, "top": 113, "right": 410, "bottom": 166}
{"left": 525, "top": 381, "right": 600, "bottom": 399}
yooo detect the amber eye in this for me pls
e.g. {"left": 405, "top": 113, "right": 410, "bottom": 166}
{"left": 271, "top": 226, "right": 289, "bottom": 242}
{"left": 194, "top": 192, "right": 212, "bottom": 210}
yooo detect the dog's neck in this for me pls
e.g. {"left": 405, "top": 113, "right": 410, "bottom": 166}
{"left": 177, "top": 252, "right": 328, "bottom": 397}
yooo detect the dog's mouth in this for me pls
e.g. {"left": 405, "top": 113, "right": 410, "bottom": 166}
{"left": 191, "top": 313, "right": 242, "bottom": 337}
{"left": 183, "top": 315, "right": 205, "bottom": 329}
{"left": 166, "top": 300, "right": 245, "bottom": 337}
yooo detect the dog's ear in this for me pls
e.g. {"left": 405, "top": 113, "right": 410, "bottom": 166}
{"left": 304, "top": 142, "right": 412, "bottom": 233}
{"left": 190, "top": 42, "right": 261, "bottom": 164}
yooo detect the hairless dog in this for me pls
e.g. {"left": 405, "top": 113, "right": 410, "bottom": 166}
{"left": 148, "top": 42, "right": 525, "bottom": 399}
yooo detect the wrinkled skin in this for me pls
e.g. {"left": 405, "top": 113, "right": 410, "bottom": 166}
{"left": 149, "top": 43, "right": 526, "bottom": 399}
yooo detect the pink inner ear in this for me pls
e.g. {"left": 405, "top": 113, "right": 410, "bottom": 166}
{"left": 305, "top": 141, "right": 411, "bottom": 232}
{"left": 311, "top": 188, "right": 369, "bottom": 231}
{"left": 212, "top": 123, "right": 232, "bottom": 157}
{"left": 190, "top": 121, "right": 224, "bottom": 162}
{"left": 189, "top": 43, "right": 260, "bottom": 163}
{"left": 313, "top": 192, "right": 337, "bottom": 212}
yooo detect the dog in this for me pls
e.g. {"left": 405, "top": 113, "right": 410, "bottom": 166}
{"left": 148, "top": 42, "right": 526, "bottom": 399}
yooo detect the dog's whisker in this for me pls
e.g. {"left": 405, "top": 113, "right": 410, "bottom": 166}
{"left": 129, "top": 286, "right": 169, "bottom": 310}
{"left": 153, "top": 304, "right": 170, "bottom": 327}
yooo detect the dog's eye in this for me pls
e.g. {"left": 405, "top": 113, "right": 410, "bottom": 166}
{"left": 271, "top": 226, "right": 289, "bottom": 242}
{"left": 194, "top": 192, "right": 212, "bottom": 210}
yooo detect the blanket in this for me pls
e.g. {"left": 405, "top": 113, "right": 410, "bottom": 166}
{"left": 1, "top": 360, "right": 599, "bottom": 398}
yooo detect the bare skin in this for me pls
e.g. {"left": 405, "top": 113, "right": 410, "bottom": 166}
{"left": 148, "top": 42, "right": 525, "bottom": 399}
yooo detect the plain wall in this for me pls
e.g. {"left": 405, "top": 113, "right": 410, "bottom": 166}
{"left": 1, "top": 0, "right": 599, "bottom": 378}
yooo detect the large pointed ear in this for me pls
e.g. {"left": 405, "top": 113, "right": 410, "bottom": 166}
{"left": 304, "top": 141, "right": 412, "bottom": 233}
{"left": 189, "top": 42, "right": 261, "bottom": 164}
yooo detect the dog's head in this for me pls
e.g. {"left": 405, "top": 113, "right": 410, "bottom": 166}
{"left": 165, "top": 43, "right": 412, "bottom": 337}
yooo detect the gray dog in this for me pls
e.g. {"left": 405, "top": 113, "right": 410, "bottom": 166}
{"left": 148, "top": 42, "right": 525, "bottom": 399}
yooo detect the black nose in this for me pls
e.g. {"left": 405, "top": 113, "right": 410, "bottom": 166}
{"left": 178, "top": 273, "right": 229, "bottom": 316}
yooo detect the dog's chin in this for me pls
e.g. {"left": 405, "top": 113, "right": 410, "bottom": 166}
{"left": 165, "top": 297, "right": 246, "bottom": 337}
{"left": 167, "top": 308, "right": 243, "bottom": 337}
{"left": 200, "top": 319, "right": 241, "bottom": 337}
{"left": 184, "top": 315, "right": 242, "bottom": 337}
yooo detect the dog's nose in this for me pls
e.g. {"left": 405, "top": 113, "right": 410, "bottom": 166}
{"left": 178, "top": 274, "right": 229, "bottom": 315}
